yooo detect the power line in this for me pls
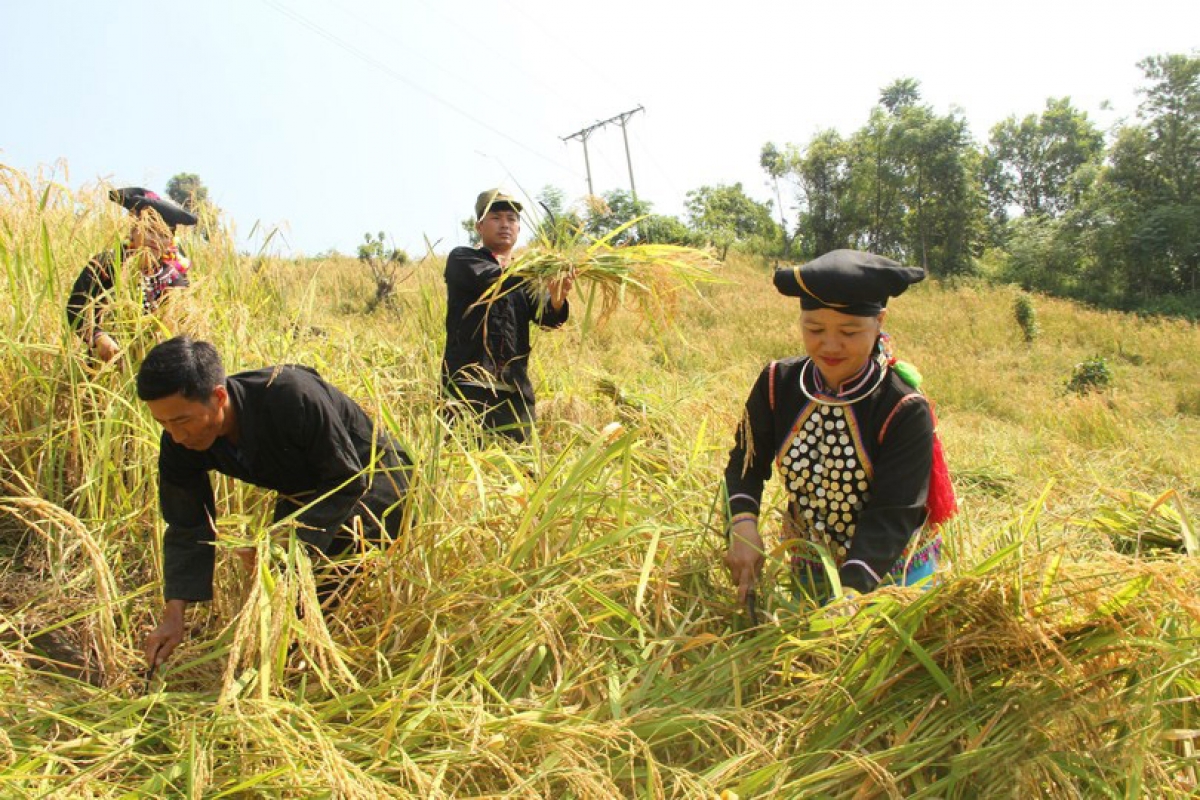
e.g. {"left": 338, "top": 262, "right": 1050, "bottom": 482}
{"left": 258, "top": 0, "right": 582, "bottom": 180}
{"left": 631, "top": 125, "right": 685, "bottom": 200}
{"left": 499, "top": 0, "right": 630, "bottom": 104}
{"left": 319, "top": 0, "right": 594, "bottom": 125}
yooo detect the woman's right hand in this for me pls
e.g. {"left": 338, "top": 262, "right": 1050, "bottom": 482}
{"left": 91, "top": 333, "right": 120, "bottom": 363}
{"left": 724, "top": 518, "right": 765, "bottom": 603}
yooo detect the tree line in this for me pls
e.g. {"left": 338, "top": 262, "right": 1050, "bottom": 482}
{"left": 173, "top": 52, "right": 1198, "bottom": 317}
{"left": 559, "top": 53, "right": 1197, "bottom": 317}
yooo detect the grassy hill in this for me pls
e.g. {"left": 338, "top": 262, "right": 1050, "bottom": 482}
{"left": 1, "top": 169, "right": 1198, "bottom": 797}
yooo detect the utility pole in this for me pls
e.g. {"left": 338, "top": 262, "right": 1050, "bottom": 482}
{"left": 560, "top": 125, "right": 597, "bottom": 197}
{"left": 561, "top": 104, "right": 645, "bottom": 201}
{"left": 602, "top": 105, "right": 644, "bottom": 203}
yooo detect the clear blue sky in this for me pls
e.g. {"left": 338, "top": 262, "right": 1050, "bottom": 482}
{"left": 2, "top": 0, "right": 1196, "bottom": 256}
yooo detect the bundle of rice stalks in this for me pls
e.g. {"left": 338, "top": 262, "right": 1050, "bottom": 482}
{"left": 479, "top": 218, "right": 721, "bottom": 326}
{"left": 1087, "top": 488, "right": 1197, "bottom": 556}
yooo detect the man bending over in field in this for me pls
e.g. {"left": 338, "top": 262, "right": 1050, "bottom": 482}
{"left": 138, "top": 336, "right": 413, "bottom": 668}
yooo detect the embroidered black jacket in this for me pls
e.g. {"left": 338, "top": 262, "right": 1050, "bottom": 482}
{"left": 723, "top": 356, "right": 934, "bottom": 592}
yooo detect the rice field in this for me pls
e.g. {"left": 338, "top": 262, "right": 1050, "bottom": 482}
{"left": 1, "top": 166, "right": 1198, "bottom": 798}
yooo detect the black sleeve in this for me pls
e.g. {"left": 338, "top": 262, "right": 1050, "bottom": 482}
{"left": 270, "top": 379, "right": 370, "bottom": 552}
{"left": 158, "top": 438, "right": 219, "bottom": 602}
{"left": 445, "top": 247, "right": 527, "bottom": 297}
{"left": 840, "top": 395, "right": 934, "bottom": 593}
{"left": 65, "top": 253, "right": 114, "bottom": 342}
{"left": 722, "top": 364, "right": 778, "bottom": 526}
{"left": 529, "top": 287, "right": 569, "bottom": 329}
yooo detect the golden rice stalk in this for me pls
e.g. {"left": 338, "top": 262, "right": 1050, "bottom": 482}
{"left": 478, "top": 218, "right": 721, "bottom": 325}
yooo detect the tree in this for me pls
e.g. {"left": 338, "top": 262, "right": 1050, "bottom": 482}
{"left": 166, "top": 172, "right": 221, "bottom": 241}
{"left": 850, "top": 107, "right": 906, "bottom": 255}
{"left": 357, "top": 232, "right": 409, "bottom": 312}
{"left": 165, "top": 173, "right": 210, "bottom": 214}
{"left": 775, "top": 80, "right": 985, "bottom": 274}
{"left": 583, "top": 189, "right": 652, "bottom": 243}
{"left": 761, "top": 142, "right": 793, "bottom": 257}
{"left": 460, "top": 216, "right": 481, "bottom": 247}
{"left": 994, "top": 54, "right": 1199, "bottom": 310}
{"left": 879, "top": 78, "right": 921, "bottom": 115}
{"left": 1136, "top": 54, "right": 1200, "bottom": 208}
{"left": 893, "top": 103, "right": 986, "bottom": 274}
{"left": 684, "top": 183, "right": 779, "bottom": 259}
{"left": 639, "top": 214, "right": 702, "bottom": 246}
{"left": 792, "top": 129, "right": 859, "bottom": 258}
{"left": 530, "top": 185, "right": 584, "bottom": 247}
{"left": 984, "top": 98, "right": 1104, "bottom": 221}
{"left": 1104, "top": 54, "right": 1200, "bottom": 300}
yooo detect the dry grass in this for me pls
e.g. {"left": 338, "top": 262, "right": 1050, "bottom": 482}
{"left": 0, "top": 165, "right": 1197, "bottom": 797}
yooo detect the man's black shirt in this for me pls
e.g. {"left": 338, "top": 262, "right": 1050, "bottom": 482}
{"left": 156, "top": 365, "right": 410, "bottom": 601}
{"left": 441, "top": 245, "right": 568, "bottom": 404}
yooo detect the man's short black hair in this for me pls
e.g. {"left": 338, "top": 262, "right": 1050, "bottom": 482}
{"left": 137, "top": 336, "right": 226, "bottom": 402}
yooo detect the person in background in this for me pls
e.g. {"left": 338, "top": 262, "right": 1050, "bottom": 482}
{"left": 66, "top": 187, "right": 198, "bottom": 363}
{"left": 137, "top": 336, "right": 413, "bottom": 669}
{"left": 441, "top": 188, "right": 574, "bottom": 443}
{"left": 722, "top": 249, "right": 957, "bottom": 609}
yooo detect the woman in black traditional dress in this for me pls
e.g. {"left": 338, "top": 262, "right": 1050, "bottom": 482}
{"left": 66, "top": 187, "right": 198, "bottom": 362}
{"left": 722, "top": 249, "right": 956, "bottom": 606}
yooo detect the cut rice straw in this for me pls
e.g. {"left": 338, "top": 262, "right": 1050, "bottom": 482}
{"left": 476, "top": 216, "right": 722, "bottom": 327}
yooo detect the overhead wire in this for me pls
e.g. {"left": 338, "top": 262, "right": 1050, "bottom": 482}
{"left": 496, "top": 0, "right": 656, "bottom": 198}
{"left": 257, "top": 0, "right": 583, "bottom": 180}
{"left": 406, "top": 0, "right": 595, "bottom": 123}
{"left": 316, "top": 0, "right": 617, "bottom": 199}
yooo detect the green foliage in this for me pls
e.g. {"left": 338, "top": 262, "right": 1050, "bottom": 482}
{"left": 459, "top": 215, "right": 480, "bottom": 246}
{"left": 583, "top": 189, "right": 652, "bottom": 244}
{"left": 638, "top": 213, "right": 702, "bottom": 247}
{"left": 357, "top": 231, "right": 409, "bottom": 312}
{"left": 760, "top": 142, "right": 795, "bottom": 257}
{"left": 879, "top": 77, "right": 921, "bottom": 113}
{"left": 890, "top": 103, "right": 986, "bottom": 275}
{"left": 165, "top": 172, "right": 210, "bottom": 212}
{"left": 770, "top": 80, "right": 986, "bottom": 275}
{"left": 1002, "top": 214, "right": 1082, "bottom": 295}
{"left": 166, "top": 172, "right": 221, "bottom": 242}
{"left": 1065, "top": 355, "right": 1113, "bottom": 395}
{"left": 356, "top": 231, "right": 408, "bottom": 265}
{"left": 1178, "top": 386, "right": 1200, "bottom": 417}
{"left": 791, "top": 129, "right": 856, "bottom": 257}
{"left": 764, "top": 56, "right": 1196, "bottom": 313}
{"left": 993, "top": 54, "right": 1199, "bottom": 310}
{"left": 984, "top": 97, "right": 1105, "bottom": 223}
{"left": 1013, "top": 293, "right": 1039, "bottom": 342}
{"left": 529, "top": 184, "right": 585, "bottom": 248}
{"left": 536, "top": 184, "right": 568, "bottom": 218}
{"left": 684, "top": 182, "right": 780, "bottom": 259}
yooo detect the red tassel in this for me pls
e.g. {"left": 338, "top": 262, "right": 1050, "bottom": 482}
{"left": 926, "top": 412, "right": 957, "bottom": 527}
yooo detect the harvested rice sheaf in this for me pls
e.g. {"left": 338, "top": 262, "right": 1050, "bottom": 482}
{"left": 479, "top": 220, "right": 721, "bottom": 325}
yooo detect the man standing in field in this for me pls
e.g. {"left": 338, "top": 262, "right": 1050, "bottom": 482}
{"left": 138, "top": 336, "right": 413, "bottom": 668}
{"left": 441, "top": 188, "right": 573, "bottom": 442}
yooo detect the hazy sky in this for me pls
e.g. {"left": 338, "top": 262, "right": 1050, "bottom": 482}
{"left": 2, "top": 1, "right": 1196, "bottom": 256}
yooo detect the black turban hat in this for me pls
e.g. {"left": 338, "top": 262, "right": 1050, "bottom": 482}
{"left": 773, "top": 249, "right": 925, "bottom": 316}
{"left": 109, "top": 187, "right": 198, "bottom": 229}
